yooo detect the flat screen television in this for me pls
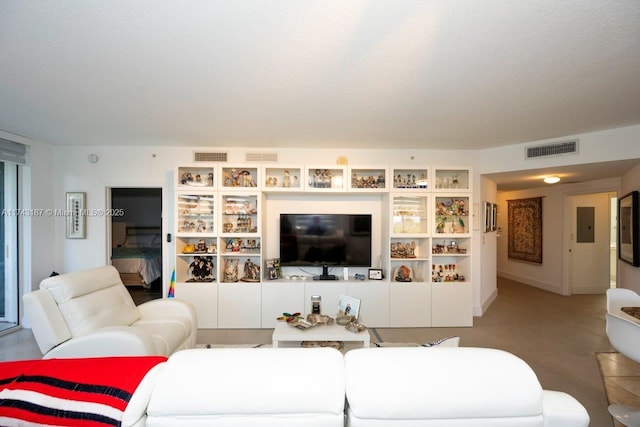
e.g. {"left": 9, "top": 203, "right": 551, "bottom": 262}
{"left": 279, "top": 214, "right": 372, "bottom": 267}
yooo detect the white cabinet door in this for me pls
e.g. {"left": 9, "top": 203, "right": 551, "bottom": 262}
{"left": 218, "top": 283, "right": 261, "bottom": 328}
{"left": 261, "top": 282, "right": 305, "bottom": 328}
{"left": 175, "top": 282, "right": 218, "bottom": 328}
{"left": 431, "top": 282, "right": 472, "bottom": 327}
{"left": 389, "top": 283, "right": 431, "bottom": 327}
{"left": 346, "top": 281, "right": 390, "bottom": 327}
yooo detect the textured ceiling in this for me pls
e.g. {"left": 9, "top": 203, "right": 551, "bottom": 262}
{"left": 1, "top": 0, "right": 639, "bottom": 151}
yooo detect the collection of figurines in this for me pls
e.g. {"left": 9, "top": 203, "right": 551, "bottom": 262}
{"left": 390, "top": 241, "right": 416, "bottom": 258}
{"left": 222, "top": 216, "right": 256, "bottom": 233}
{"left": 222, "top": 258, "right": 261, "bottom": 282}
{"left": 435, "top": 198, "right": 468, "bottom": 234}
{"left": 265, "top": 170, "right": 299, "bottom": 188}
{"left": 309, "top": 169, "right": 334, "bottom": 188}
{"left": 224, "top": 238, "right": 260, "bottom": 254}
{"left": 394, "top": 173, "right": 428, "bottom": 189}
{"left": 183, "top": 239, "right": 217, "bottom": 254}
{"left": 223, "top": 200, "right": 257, "bottom": 215}
{"left": 187, "top": 256, "right": 215, "bottom": 282}
{"left": 180, "top": 171, "right": 214, "bottom": 187}
{"left": 180, "top": 219, "right": 210, "bottom": 233}
{"left": 223, "top": 169, "right": 257, "bottom": 188}
{"left": 432, "top": 263, "right": 465, "bottom": 282}
{"left": 432, "top": 240, "right": 467, "bottom": 254}
{"left": 351, "top": 173, "right": 385, "bottom": 189}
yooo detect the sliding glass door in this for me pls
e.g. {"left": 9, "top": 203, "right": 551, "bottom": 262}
{"left": 0, "top": 161, "right": 18, "bottom": 333}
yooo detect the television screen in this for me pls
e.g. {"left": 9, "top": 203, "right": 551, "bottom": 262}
{"left": 280, "top": 214, "right": 372, "bottom": 267}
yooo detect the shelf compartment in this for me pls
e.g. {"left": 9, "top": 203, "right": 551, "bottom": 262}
{"left": 434, "top": 196, "right": 470, "bottom": 235}
{"left": 305, "top": 166, "right": 346, "bottom": 191}
{"left": 220, "top": 193, "right": 259, "bottom": 234}
{"left": 176, "top": 254, "right": 216, "bottom": 283}
{"left": 177, "top": 165, "right": 215, "bottom": 189}
{"left": 391, "top": 167, "right": 429, "bottom": 190}
{"left": 220, "top": 166, "right": 260, "bottom": 189}
{"left": 348, "top": 166, "right": 389, "bottom": 191}
{"left": 433, "top": 168, "right": 470, "bottom": 191}
{"left": 176, "top": 193, "right": 215, "bottom": 234}
{"left": 263, "top": 166, "right": 303, "bottom": 191}
{"left": 391, "top": 194, "right": 429, "bottom": 235}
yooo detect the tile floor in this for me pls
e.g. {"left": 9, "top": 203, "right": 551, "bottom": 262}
{"left": 1, "top": 277, "right": 637, "bottom": 426}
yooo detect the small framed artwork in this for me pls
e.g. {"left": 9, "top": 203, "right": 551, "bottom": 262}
{"left": 483, "top": 202, "right": 491, "bottom": 233}
{"left": 66, "top": 192, "right": 86, "bottom": 239}
{"left": 618, "top": 191, "right": 639, "bottom": 267}
{"left": 368, "top": 268, "right": 383, "bottom": 280}
{"left": 338, "top": 294, "right": 361, "bottom": 320}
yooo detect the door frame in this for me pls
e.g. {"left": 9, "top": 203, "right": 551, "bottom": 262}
{"left": 563, "top": 187, "right": 619, "bottom": 295}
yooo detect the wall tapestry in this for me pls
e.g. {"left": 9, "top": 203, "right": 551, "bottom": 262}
{"left": 508, "top": 197, "right": 543, "bottom": 264}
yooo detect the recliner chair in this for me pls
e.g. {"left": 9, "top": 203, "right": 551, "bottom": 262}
{"left": 605, "top": 287, "right": 640, "bottom": 427}
{"left": 23, "top": 266, "right": 197, "bottom": 359}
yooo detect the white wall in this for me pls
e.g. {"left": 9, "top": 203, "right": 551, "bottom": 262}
{"left": 497, "top": 177, "right": 620, "bottom": 294}
{"left": 478, "top": 176, "right": 498, "bottom": 312}
{"left": 619, "top": 162, "right": 640, "bottom": 294}
{"left": 20, "top": 123, "right": 640, "bottom": 320}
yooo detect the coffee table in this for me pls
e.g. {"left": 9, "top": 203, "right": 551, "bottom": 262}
{"left": 272, "top": 321, "right": 370, "bottom": 348}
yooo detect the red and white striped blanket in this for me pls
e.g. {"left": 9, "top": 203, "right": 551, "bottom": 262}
{"left": 0, "top": 356, "right": 166, "bottom": 427}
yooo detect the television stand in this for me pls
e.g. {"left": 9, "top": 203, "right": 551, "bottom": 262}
{"left": 313, "top": 274, "right": 337, "bottom": 281}
{"left": 314, "top": 264, "right": 337, "bottom": 280}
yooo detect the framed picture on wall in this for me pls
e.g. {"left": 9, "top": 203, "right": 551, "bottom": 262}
{"left": 618, "top": 190, "right": 639, "bottom": 267}
{"left": 66, "top": 192, "right": 86, "bottom": 239}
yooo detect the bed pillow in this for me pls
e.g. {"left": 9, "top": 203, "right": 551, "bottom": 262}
{"left": 123, "top": 234, "right": 155, "bottom": 248}
{"left": 150, "top": 234, "right": 163, "bottom": 248}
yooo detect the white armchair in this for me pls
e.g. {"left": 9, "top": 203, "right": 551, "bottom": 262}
{"left": 23, "top": 266, "right": 197, "bottom": 359}
{"left": 606, "top": 287, "right": 640, "bottom": 426}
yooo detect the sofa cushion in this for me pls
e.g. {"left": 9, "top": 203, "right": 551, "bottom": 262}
{"left": 146, "top": 348, "right": 345, "bottom": 426}
{"left": 40, "top": 265, "right": 125, "bottom": 301}
{"left": 133, "top": 317, "right": 192, "bottom": 356}
{"left": 56, "top": 284, "right": 140, "bottom": 337}
{"left": 345, "top": 347, "right": 544, "bottom": 423}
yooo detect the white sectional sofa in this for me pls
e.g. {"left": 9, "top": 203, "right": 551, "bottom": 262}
{"left": 0, "top": 347, "right": 590, "bottom": 426}
{"left": 155, "top": 347, "right": 589, "bottom": 427}
{"left": 23, "top": 266, "right": 197, "bottom": 358}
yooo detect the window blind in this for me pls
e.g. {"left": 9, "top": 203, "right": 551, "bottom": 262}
{"left": 0, "top": 138, "right": 26, "bottom": 164}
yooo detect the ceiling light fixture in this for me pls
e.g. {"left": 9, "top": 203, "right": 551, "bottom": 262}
{"left": 543, "top": 176, "right": 560, "bottom": 184}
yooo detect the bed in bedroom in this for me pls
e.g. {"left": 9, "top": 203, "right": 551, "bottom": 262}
{"left": 111, "top": 226, "right": 162, "bottom": 288}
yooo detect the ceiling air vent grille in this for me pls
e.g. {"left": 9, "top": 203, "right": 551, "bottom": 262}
{"left": 525, "top": 139, "right": 578, "bottom": 159}
{"left": 194, "top": 152, "right": 227, "bottom": 162}
{"left": 245, "top": 152, "right": 278, "bottom": 162}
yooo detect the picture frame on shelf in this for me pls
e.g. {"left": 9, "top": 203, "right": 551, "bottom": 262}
{"left": 618, "top": 190, "right": 639, "bottom": 266}
{"left": 65, "top": 192, "right": 86, "bottom": 239}
{"left": 368, "top": 268, "right": 383, "bottom": 280}
{"left": 338, "top": 294, "right": 361, "bottom": 320}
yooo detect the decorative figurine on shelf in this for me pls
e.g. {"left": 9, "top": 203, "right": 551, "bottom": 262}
{"left": 207, "top": 243, "right": 217, "bottom": 254}
{"left": 196, "top": 239, "right": 207, "bottom": 253}
{"left": 241, "top": 259, "right": 260, "bottom": 282}
{"left": 207, "top": 172, "right": 214, "bottom": 186}
{"left": 283, "top": 170, "right": 291, "bottom": 188}
{"left": 395, "top": 265, "right": 412, "bottom": 282}
{"left": 188, "top": 256, "right": 215, "bottom": 282}
{"left": 223, "top": 258, "right": 239, "bottom": 282}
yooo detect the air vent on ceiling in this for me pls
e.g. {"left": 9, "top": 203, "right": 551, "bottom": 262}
{"left": 245, "top": 152, "right": 278, "bottom": 162}
{"left": 194, "top": 151, "right": 227, "bottom": 162}
{"left": 525, "top": 139, "right": 578, "bottom": 159}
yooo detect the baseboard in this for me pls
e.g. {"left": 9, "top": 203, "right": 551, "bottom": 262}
{"left": 475, "top": 288, "right": 498, "bottom": 316}
{"left": 497, "top": 271, "right": 568, "bottom": 295}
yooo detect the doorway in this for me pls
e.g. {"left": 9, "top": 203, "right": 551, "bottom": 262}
{"left": 109, "top": 187, "right": 163, "bottom": 305}
{"left": 568, "top": 192, "right": 617, "bottom": 294}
